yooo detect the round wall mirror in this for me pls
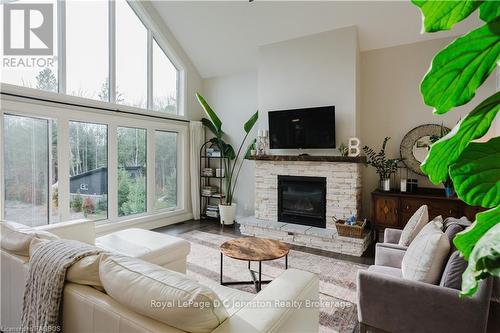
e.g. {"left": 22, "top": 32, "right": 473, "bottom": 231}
{"left": 400, "top": 124, "right": 450, "bottom": 175}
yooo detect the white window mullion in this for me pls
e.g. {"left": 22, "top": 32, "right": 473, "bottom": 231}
{"left": 58, "top": 119, "right": 70, "bottom": 222}
{"left": 147, "top": 30, "right": 153, "bottom": 111}
{"left": 0, "top": 113, "right": 4, "bottom": 220}
{"left": 57, "top": 0, "right": 66, "bottom": 94}
{"left": 179, "top": 128, "right": 187, "bottom": 212}
{"left": 109, "top": 0, "right": 116, "bottom": 104}
{"left": 108, "top": 123, "right": 118, "bottom": 221}
{"left": 147, "top": 128, "right": 155, "bottom": 213}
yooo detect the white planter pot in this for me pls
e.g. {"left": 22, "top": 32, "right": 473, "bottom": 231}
{"left": 380, "top": 178, "right": 391, "bottom": 191}
{"left": 219, "top": 203, "right": 237, "bottom": 225}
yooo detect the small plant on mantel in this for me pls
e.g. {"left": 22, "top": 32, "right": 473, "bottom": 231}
{"left": 363, "top": 137, "right": 402, "bottom": 191}
{"left": 196, "top": 93, "right": 258, "bottom": 225}
{"left": 411, "top": 0, "right": 499, "bottom": 296}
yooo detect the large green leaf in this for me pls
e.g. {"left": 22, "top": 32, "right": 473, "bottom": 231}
{"left": 460, "top": 220, "right": 500, "bottom": 297}
{"left": 480, "top": 0, "right": 500, "bottom": 22}
{"left": 421, "top": 92, "right": 500, "bottom": 184}
{"left": 454, "top": 205, "right": 500, "bottom": 260}
{"left": 201, "top": 118, "right": 220, "bottom": 138}
{"left": 412, "top": 0, "right": 482, "bottom": 32}
{"left": 450, "top": 137, "right": 500, "bottom": 208}
{"left": 244, "top": 111, "right": 259, "bottom": 134}
{"left": 196, "top": 93, "right": 222, "bottom": 133}
{"left": 420, "top": 18, "right": 500, "bottom": 114}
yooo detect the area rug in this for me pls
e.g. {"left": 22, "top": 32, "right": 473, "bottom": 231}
{"left": 178, "top": 230, "right": 367, "bottom": 333}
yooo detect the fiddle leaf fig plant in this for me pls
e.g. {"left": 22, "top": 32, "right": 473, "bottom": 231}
{"left": 413, "top": 0, "right": 500, "bottom": 296}
{"left": 196, "top": 93, "right": 258, "bottom": 205}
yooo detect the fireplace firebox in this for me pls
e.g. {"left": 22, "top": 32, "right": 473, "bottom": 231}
{"left": 277, "top": 175, "right": 326, "bottom": 228}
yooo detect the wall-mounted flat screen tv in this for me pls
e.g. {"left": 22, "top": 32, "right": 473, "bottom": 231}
{"left": 268, "top": 106, "right": 335, "bottom": 149}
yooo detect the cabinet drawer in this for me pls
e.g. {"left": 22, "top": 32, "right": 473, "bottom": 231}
{"left": 401, "top": 198, "right": 462, "bottom": 220}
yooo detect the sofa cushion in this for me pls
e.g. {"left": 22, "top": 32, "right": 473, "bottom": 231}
{"left": 398, "top": 205, "right": 429, "bottom": 246}
{"left": 402, "top": 218, "right": 450, "bottom": 284}
{"left": 440, "top": 251, "right": 468, "bottom": 290}
{"left": 96, "top": 228, "right": 190, "bottom": 267}
{"left": 1, "top": 221, "right": 59, "bottom": 256}
{"left": 100, "top": 254, "right": 228, "bottom": 333}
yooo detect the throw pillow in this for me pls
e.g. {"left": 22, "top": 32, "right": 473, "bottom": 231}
{"left": 100, "top": 254, "right": 229, "bottom": 333}
{"left": 440, "top": 251, "right": 468, "bottom": 290}
{"left": 401, "top": 219, "right": 450, "bottom": 284}
{"left": 398, "top": 205, "right": 429, "bottom": 246}
{"left": 1, "top": 221, "right": 59, "bottom": 256}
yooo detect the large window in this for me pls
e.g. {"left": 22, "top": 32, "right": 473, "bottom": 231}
{"left": 1, "top": 0, "right": 58, "bottom": 92}
{"left": 118, "top": 127, "right": 146, "bottom": 217}
{"left": 116, "top": 0, "right": 147, "bottom": 108}
{"left": 1, "top": 106, "right": 184, "bottom": 227}
{"left": 155, "top": 131, "right": 177, "bottom": 210}
{"left": 66, "top": 0, "right": 109, "bottom": 100}
{"left": 1, "top": 0, "right": 180, "bottom": 115}
{"left": 153, "top": 39, "right": 178, "bottom": 113}
{"left": 3, "top": 115, "right": 57, "bottom": 226}
{"left": 69, "top": 122, "right": 108, "bottom": 221}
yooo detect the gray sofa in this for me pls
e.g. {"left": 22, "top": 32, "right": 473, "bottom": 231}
{"left": 357, "top": 225, "right": 497, "bottom": 333}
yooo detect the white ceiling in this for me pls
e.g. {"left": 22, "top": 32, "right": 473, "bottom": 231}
{"left": 152, "top": 1, "right": 482, "bottom": 78}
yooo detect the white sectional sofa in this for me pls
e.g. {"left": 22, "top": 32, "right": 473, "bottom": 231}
{"left": 1, "top": 220, "right": 319, "bottom": 333}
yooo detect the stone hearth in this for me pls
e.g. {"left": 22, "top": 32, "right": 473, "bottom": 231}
{"left": 239, "top": 216, "right": 372, "bottom": 257}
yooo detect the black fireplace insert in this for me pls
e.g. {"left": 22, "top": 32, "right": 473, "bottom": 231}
{"left": 277, "top": 175, "right": 326, "bottom": 228}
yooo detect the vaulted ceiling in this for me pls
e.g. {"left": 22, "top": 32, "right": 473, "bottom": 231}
{"left": 152, "top": 1, "right": 482, "bottom": 78}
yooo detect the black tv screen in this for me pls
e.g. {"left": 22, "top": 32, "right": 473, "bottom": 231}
{"left": 269, "top": 106, "right": 335, "bottom": 149}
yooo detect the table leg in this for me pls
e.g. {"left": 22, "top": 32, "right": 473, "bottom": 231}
{"left": 285, "top": 255, "right": 288, "bottom": 269}
{"left": 220, "top": 253, "right": 223, "bottom": 284}
{"left": 248, "top": 261, "right": 251, "bottom": 270}
{"left": 258, "top": 261, "right": 262, "bottom": 292}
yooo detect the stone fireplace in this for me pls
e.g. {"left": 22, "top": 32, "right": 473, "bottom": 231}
{"left": 254, "top": 157, "right": 362, "bottom": 229}
{"left": 239, "top": 155, "right": 372, "bottom": 256}
{"left": 278, "top": 175, "right": 326, "bottom": 228}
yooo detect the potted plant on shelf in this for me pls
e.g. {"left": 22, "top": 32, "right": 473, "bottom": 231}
{"left": 196, "top": 93, "right": 258, "bottom": 225}
{"left": 363, "top": 137, "right": 402, "bottom": 191}
{"left": 429, "top": 123, "right": 454, "bottom": 197}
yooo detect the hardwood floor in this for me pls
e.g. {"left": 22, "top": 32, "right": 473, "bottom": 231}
{"left": 154, "top": 219, "right": 375, "bottom": 266}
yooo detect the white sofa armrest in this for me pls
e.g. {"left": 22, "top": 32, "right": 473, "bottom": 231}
{"left": 213, "top": 269, "right": 319, "bottom": 333}
{"left": 37, "top": 220, "right": 95, "bottom": 245}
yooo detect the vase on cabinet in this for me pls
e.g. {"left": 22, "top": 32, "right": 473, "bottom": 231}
{"left": 380, "top": 178, "right": 391, "bottom": 191}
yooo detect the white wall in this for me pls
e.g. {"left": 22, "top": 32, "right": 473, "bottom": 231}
{"left": 202, "top": 72, "right": 258, "bottom": 217}
{"left": 359, "top": 37, "right": 497, "bottom": 217}
{"left": 258, "top": 26, "right": 359, "bottom": 154}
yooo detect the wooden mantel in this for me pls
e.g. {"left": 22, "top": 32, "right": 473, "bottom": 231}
{"left": 248, "top": 154, "right": 366, "bottom": 163}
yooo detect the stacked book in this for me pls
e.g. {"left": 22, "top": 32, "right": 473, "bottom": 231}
{"left": 202, "top": 168, "right": 214, "bottom": 177}
{"left": 206, "top": 205, "right": 220, "bottom": 218}
{"left": 202, "top": 186, "right": 218, "bottom": 196}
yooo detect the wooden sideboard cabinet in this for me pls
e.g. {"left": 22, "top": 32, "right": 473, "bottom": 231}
{"left": 371, "top": 188, "right": 485, "bottom": 229}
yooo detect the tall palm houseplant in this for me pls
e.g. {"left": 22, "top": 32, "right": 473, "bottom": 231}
{"left": 196, "top": 93, "right": 258, "bottom": 225}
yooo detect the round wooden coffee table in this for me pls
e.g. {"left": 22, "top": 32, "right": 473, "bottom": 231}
{"left": 220, "top": 237, "right": 289, "bottom": 292}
